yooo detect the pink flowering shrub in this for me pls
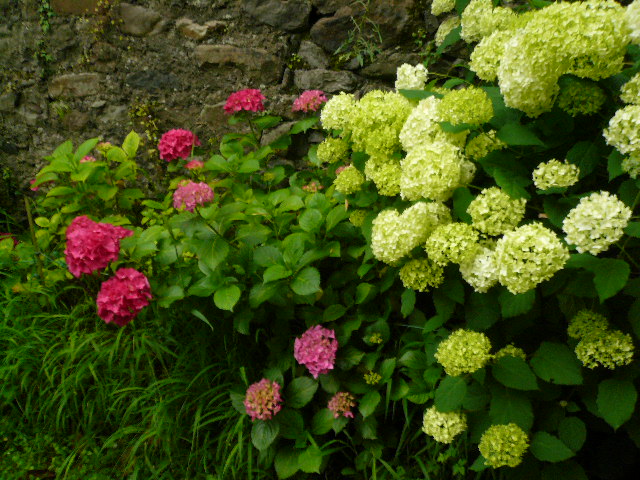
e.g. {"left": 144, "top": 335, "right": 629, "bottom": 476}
{"left": 328, "top": 391, "right": 356, "bottom": 419}
{"left": 80, "top": 155, "right": 97, "bottom": 163}
{"left": 185, "top": 159, "right": 205, "bottom": 170}
{"left": 302, "top": 181, "right": 323, "bottom": 193}
{"left": 223, "top": 89, "right": 266, "bottom": 114}
{"left": 293, "top": 325, "right": 338, "bottom": 378}
{"left": 244, "top": 378, "right": 283, "bottom": 421}
{"left": 96, "top": 268, "right": 152, "bottom": 327}
{"left": 64, "top": 216, "right": 133, "bottom": 278}
{"left": 173, "top": 181, "right": 214, "bottom": 212}
{"left": 158, "top": 129, "right": 201, "bottom": 161}
{"left": 292, "top": 90, "right": 327, "bottom": 113}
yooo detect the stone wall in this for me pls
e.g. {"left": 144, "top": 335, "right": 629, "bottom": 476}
{"left": 0, "top": 0, "right": 449, "bottom": 214}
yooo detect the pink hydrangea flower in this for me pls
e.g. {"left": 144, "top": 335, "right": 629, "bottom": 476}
{"left": 185, "top": 159, "right": 205, "bottom": 170}
{"left": 81, "top": 155, "right": 97, "bottom": 163}
{"left": 173, "top": 181, "right": 214, "bottom": 212}
{"left": 244, "top": 378, "right": 283, "bottom": 421}
{"left": 292, "top": 90, "right": 327, "bottom": 113}
{"left": 302, "top": 181, "right": 323, "bottom": 193}
{"left": 0, "top": 232, "right": 18, "bottom": 246}
{"left": 294, "top": 325, "right": 338, "bottom": 378}
{"left": 97, "top": 268, "right": 152, "bottom": 327}
{"left": 328, "top": 391, "right": 356, "bottom": 419}
{"left": 224, "top": 89, "right": 266, "bottom": 114}
{"left": 158, "top": 129, "right": 201, "bottom": 161}
{"left": 64, "top": 216, "right": 133, "bottom": 278}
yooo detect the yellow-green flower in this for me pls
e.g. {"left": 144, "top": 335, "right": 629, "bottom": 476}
{"left": 422, "top": 406, "right": 467, "bottom": 444}
{"left": 479, "top": 424, "right": 529, "bottom": 468}
{"left": 435, "top": 329, "right": 492, "bottom": 376}
{"left": 334, "top": 165, "right": 365, "bottom": 195}
{"left": 575, "top": 329, "right": 634, "bottom": 369}
{"left": 399, "top": 258, "right": 445, "bottom": 292}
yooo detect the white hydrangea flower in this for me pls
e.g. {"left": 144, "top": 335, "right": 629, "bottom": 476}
{"left": 459, "top": 245, "right": 499, "bottom": 293}
{"left": 436, "top": 16, "right": 461, "bottom": 47}
{"left": 431, "top": 0, "right": 456, "bottom": 16}
{"left": 532, "top": 159, "right": 580, "bottom": 190}
{"left": 562, "top": 191, "right": 632, "bottom": 255}
{"left": 604, "top": 105, "right": 640, "bottom": 155}
{"left": 400, "top": 97, "right": 467, "bottom": 152}
{"left": 395, "top": 63, "right": 428, "bottom": 90}
{"left": 422, "top": 407, "right": 467, "bottom": 444}
{"left": 320, "top": 93, "right": 356, "bottom": 132}
{"left": 626, "top": 0, "right": 640, "bottom": 44}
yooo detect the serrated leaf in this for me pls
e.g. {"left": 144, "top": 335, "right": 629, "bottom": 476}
{"left": 122, "top": 131, "right": 140, "bottom": 158}
{"left": 355, "top": 283, "right": 377, "bottom": 304}
{"left": 298, "top": 445, "right": 322, "bottom": 474}
{"left": 489, "top": 386, "right": 534, "bottom": 430}
{"left": 251, "top": 420, "right": 279, "bottom": 451}
{"left": 214, "top": 284, "right": 241, "bottom": 311}
{"left": 264, "top": 264, "right": 292, "bottom": 283}
{"left": 290, "top": 116, "right": 319, "bottom": 134}
{"left": 566, "top": 141, "right": 600, "bottom": 179}
{"left": 597, "top": 379, "right": 637, "bottom": 430}
{"left": 285, "top": 377, "right": 318, "bottom": 408}
{"left": 435, "top": 376, "right": 467, "bottom": 412}
{"left": 277, "top": 409, "right": 304, "bottom": 440}
{"left": 558, "top": 417, "right": 586, "bottom": 452}
{"left": 625, "top": 222, "right": 640, "bottom": 238}
{"left": 290, "top": 266, "right": 321, "bottom": 296}
{"left": 197, "top": 237, "right": 230, "bottom": 274}
{"left": 465, "top": 290, "right": 500, "bottom": 330}
{"left": 325, "top": 205, "right": 349, "bottom": 232}
{"left": 531, "top": 432, "right": 575, "bottom": 462}
{"left": 358, "top": 391, "right": 381, "bottom": 417}
{"left": 492, "top": 356, "right": 538, "bottom": 391}
{"left": 274, "top": 447, "right": 300, "bottom": 479}
{"left": 497, "top": 123, "right": 545, "bottom": 146}
{"left": 401, "top": 289, "right": 416, "bottom": 318}
{"left": 323, "top": 304, "right": 346, "bottom": 322}
{"left": 254, "top": 245, "right": 283, "bottom": 267}
{"left": 311, "top": 409, "right": 334, "bottom": 435}
{"left": 299, "top": 209, "right": 324, "bottom": 233}
{"left": 249, "top": 282, "right": 281, "bottom": 307}
{"left": 499, "top": 288, "right": 536, "bottom": 318}
{"left": 530, "top": 342, "right": 583, "bottom": 385}
{"left": 435, "top": 25, "right": 461, "bottom": 54}
{"left": 608, "top": 150, "right": 625, "bottom": 181}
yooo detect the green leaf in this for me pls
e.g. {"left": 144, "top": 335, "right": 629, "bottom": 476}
{"left": 290, "top": 116, "right": 319, "bottom": 134}
{"left": 465, "top": 291, "right": 500, "bottom": 330}
{"left": 46, "top": 186, "right": 75, "bottom": 197}
{"left": 489, "top": 386, "right": 534, "bottom": 430}
{"left": 439, "top": 121, "right": 472, "bottom": 133}
{"left": 249, "top": 282, "right": 281, "bottom": 307}
{"left": 355, "top": 283, "right": 377, "bottom": 304}
{"left": 290, "top": 267, "right": 321, "bottom": 296}
{"left": 401, "top": 289, "right": 416, "bottom": 318}
{"left": 96, "top": 185, "right": 118, "bottom": 201}
{"left": 254, "top": 115, "right": 282, "bottom": 130}
{"left": 541, "top": 462, "right": 588, "bottom": 480}
{"left": 325, "top": 205, "right": 349, "bottom": 233}
{"left": 277, "top": 409, "right": 304, "bottom": 440}
{"left": 197, "top": 237, "right": 230, "bottom": 274}
{"left": 299, "top": 209, "right": 324, "bottom": 233}
{"left": 157, "top": 285, "right": 185, "bottom": 308}
{"left": 608, "top": 150, "right": 625, "bottom": 181}
{"left": 492, "top": 357, "right": 538, "bottom": 391}
{"left": 497, "top": 123, "right": 545, "bottom": 146}
{"left": 567, "top": 255, "right": 630, "bottom": 302}
{"left": 53, "top": 140, "right": 73, "bottom": 156}
{"left": 73, "top": 138, "right": 100, "bottom": 162}
{"left": 323, "top": 304, "right": 346, "bottom": 322}
{"left": 358, "top": 391, "right": 381, "bottom": 418}
{"left": 499, "top": 289, "right": 536, "bottom": 318}
{"left": 214, "top": 285, "right": 241, "bottom": 311}
{"left": 398, "top": 89, "right": 442, "bottom": 101}
{"left": 264, "top": 264, "right": 292, "bottom": 283}
{"left": 298, "top": 445, "right": 322, "bottom": 474}
{"left": 530, "top": 342, "right": 583, "bottom": 385}
{"left": 274, "top": 447, "right": 300, "bottom": 479}
{"left": 435, "top": 25, "right": 461, "bottom": 55}
{"left": 625, "top": 222, "right": 640, "bottom": 238}
{"left": 435, "top": 376, "right": 467, "bottom": 412}
{"left": 597, "top": 379, "right": 637, "bottom": 430}
{"left": 531, "top": 432, "right": 575, "bottom": 462}
{"left": 311, "top": 409, "right": 334, "bottom": 435}
{"left": 285, "top": 377, "right": 318, "bottom": 408}
{"left": 558, "top": 417, "right": 587, "bottom": 452}
{"left": 278, "top": 195, "right": 305, "bottom": 213}
{"left": 205, "top": 154, "right": 232, "bottom": 172}
{"left": 452, "top": 187, "right": 473, "bottom": 223}
{"left": 122, "top": 131, "right": 140, "bottom": 159}
{"left": 238, "top": 158, "right": 260, "bottom": 173}
{"left": 254, "top": 245, "right": 283, "bottom": 267}
{"left": 251, "top": 420, "right": 280, "bottom": 451}
{"left": 566, "top": 141, "right": 600, "bottom": 179}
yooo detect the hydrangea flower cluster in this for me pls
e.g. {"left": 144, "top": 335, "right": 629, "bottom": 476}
{"left": 96, "top": 268, "right": 152, "bottom": 327}
{"left": 400, "top": 97, "right": 468, "bottom": 152}
{"left": 460, "top": 0, "right": 515, "bottom": 43}
{"left": 532, "top": 159, "right": 580, "bottom": 190}
{"left": 556, "top": 78, "right": 606, "bottom": 116}
{"left": 621, "top": 73, "right": 640, "bottom": 104}
{"left": 244, "top": 378, "right": 283, "bottom": 421}
{"left": 349, "top": 209, "right": 367, "bottom": 227}
{"left": 435, "top": 16, "right": 461, "bottom": 47}
{"left": 334, "top": 165, "right": 365, "bottom": 195}
{"left": 422, "top": 406, "right": 467, "bottom": 444}
{"left": 321, "top": 93, "right": 356, "bottom": 132}
{"left": 435, "top": 329, "right": 492, "bottom": 376}
{"left": 562, "top": 191, "right": 632, "bottom": 255}
{"left": 467, "top": 187, "right": 526, "bottom": 236}
{"left": 567, "top": 310, "right": 610, "bottom": 339}
{"left": 575, "top": 329, "right": 634, "bottom": 369}
{"left": 80, "top": 155, "right": 96, "bottom": 163}
{"left": 627, "top": 0, "right": 640, "bottom": 44}
{"left": 185, "top": 159, "right": 205, "bottom": 170}
{"left": 431, "top": 0, "right": 455, "bottom": 16}
{"left": 317, "top": 137, "right": 349, "bottom": 164}
{"left": 478, "top": 424, "right": 529, "bottom": 468}
{"left": 328, "top": 391, "right": 356, "bottom": 418}
{"left": 495, "top": 223, "right": 569, "bottom": 294}
{"left": 424, "top": 222, "right": 479, "bottom": 266}
{"left": 294, "top": 325, "right": 338, "bottom": 378}
{"left": 604, "top": 105, "right": 640, "bottom": 155}
{"left": 464, "top": 130, "right": 506, "bottom": 161}
{"left": 399, "top": 258, "right": 445, "bottom": 292}
{"left": 494, "top": 345, "right": 527, "bottom": 361}
{"left": 173, "top": 181, "right": 215, "bottom": 212}
{"left": 395, "top": 63, "right": 428, "bottom": 90}
{"left": 622, "top": 154, "right": 640, "bottom": 178}
{"left": 65, "top": 216, "right": 133, "bottom": 278}
{"left": 364, "top": 155, "right": 402, "bottom": 196}
{"left": 437, "top": 86, "right": 494, "bottom": 126}
{"left": 223, "top": 89, "right": 266, "bottom": 114}
{"left": 158, "top": 129, "right": 201, "bottom": 161}
{"left": 292, "top": 90, "right": 327, "bottom": 112}
{"left": 459, "top": 245, "right": 499, "bottom": 293}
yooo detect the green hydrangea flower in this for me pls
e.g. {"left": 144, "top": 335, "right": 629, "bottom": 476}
{"left": 431, "top": 0, "right": 456, "bottom": 16}
{"left": 465, "top": 130, "right": 506, "bottom": 161}
{"left": 321, "top": 93, "right": 355, "bottom": 132}
{"left": 622, "top": 153, "right": 640, "bottom": 178}
{"left": 334, "top": 165, "right": 365, "bottom": 195}
{"left": 532, "top": 159, "right": 580, "bottom": 190}
{"left": 424, "top": 222, "right": 480, "bottom": 266}
{"left": 575, "top": 329, "right": 634, "bottom": 369}
{"left": 562, "top": 191, "right": 632, "bottom": 255}
{"left": 459, "top": 245, "right": 498, "bottom": 293}
{"left": 494, "top": 345, "right": 527, "bottom": 361}
{"left": 435, "top": 329, "right": 492, "bottom": 376}
{"left": 495, "top": 222, "right": 569, "bottom": 294}
{"left": 604, "top": 105, "right": 640, "bottom": 155}
{"left": 626, "top": 0, "right": 640, "bottom": 44}
{"left": 479, "top": 424, "right": 529, "bottom": 468}
{"left": 317, "top": 137, "right": 350, "bottom": 164}
{"left": 399, "top": 258, "right": 445, "bottom": 292}
{"left": 364, "top": 155, "right": 401, "bottom": 196}
{"left": 467, "top": 187, "right": 526, "bottom": 236}
{"left": 556, "top": 77, "right": 607, "bottom": 116}
{"left": 461, "top": 0, "right": 515, "bottom": 43}
{"left": 395, "top": 63, "right": 428, "bottom": 90}
{"left": 349, "top": 209, "right": 367, "bottom": 227}
{"left": 621, "top": 73, "right": 640, "bottom": 104}
{"left": 437, "top": 86, "right": 494, "bottom": 127}
{"left": 469, "top": 29, "right": 511, "bottom": 82}
{"left": 436, "top": 16, "right": 461, "bottom": 47}
{"left": 422, "top": 406, "right": 467, "bottom": 444}
{"left": 567, "top": 310, "right": 610, "bottom": 339}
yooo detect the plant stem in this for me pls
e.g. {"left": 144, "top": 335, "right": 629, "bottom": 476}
{"left": 24, "top": 197, "right": 45, "bottom": 284}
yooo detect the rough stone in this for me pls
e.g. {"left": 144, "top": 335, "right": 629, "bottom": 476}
{"left": 116, "top": 3, "right": 163, "bottom": 37}
{"left": 126, "top": 70, "right": 181, "bottom": 91}
{"left": 48, "top": 73, "right": 101, "bottom": 98}
{"left": 0, "top": 92, "right": 16, "bottom": 113}
{"left": 194, "top": 45, "right": 283, "bottom": 83}
{"left": 360, "top": 52, "right": 423, "bottom": 79}
{"left": 312, "top": 0, "right": 355, "bottom": 14}
{"left": 310, "top": 13, "right": 353, "bottom": 53}
{"left": 199, "top": 103, "right": 226, "bottom": 127}
{"left": 175, "top": 18, "right": 225, "bottom": 40}
{"left": 261, "top": 121, "right": 295, "bottom": 147}
{"left": 62, "top": 110, "right": 90, "bottom": 131}
{"left": 98, "top": 105, "right": 128, "bottom": 126}
{"left": 298, "top": 40, "right": 329, "bottom": 69}
{"left": 293, "top": 69, "right": 359, "bottom": 93}
{"left": 51, "top": 0, "right": 98, "bottom": 15}
{"left": 368, "top": 0, "right": 417, "bottom": 48}
{"left": 242, "top": 0, "right": 312, "bottom": 32}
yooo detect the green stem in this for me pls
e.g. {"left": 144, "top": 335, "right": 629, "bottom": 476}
{"left": 24, "top": 197, "right": 45, "bottom": 284}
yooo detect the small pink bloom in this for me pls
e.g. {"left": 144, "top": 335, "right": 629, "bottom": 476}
{"left": 173, "top": 181, "right": 214, "bottom": 212}
{"left": 294, "top": 325, "right": 338, "bottom": 378}
{"left": 244, "top": 378, "right": 283, "bottom": 421}
{"left": 0, "top": 232, "right": 18, "bottom": 246}
{"left": 302, "top": 181, "right": 324, "bottom": 193}
{"left": 158, "top": 129, "right": 201, "bottom": 162}
{"left": 30, "top": 179, "right": 40, "bottom": 191}
{"left": 335, "top": 165, "right": 349, "bottom": 176}
{"left": 81, "top": 155, "right": 97, "bottom": 163}
{"left": 224, "top": 89, "right": 266, "bottom": 114}
{"left": 328, "top": 391, "right": 356, "bottom": 419}
{"left": 64, "top": 216, "right": 133, "bottom": 277}
{"left": 185, "top": 159, "right": 205, "bottom": 170}
{"left": 292, "top": 90, "right": 327, "bottom": 113}
{"left": 97, "top": 268, "right": 152, "bottom": 327}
